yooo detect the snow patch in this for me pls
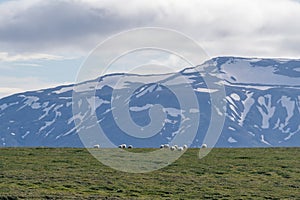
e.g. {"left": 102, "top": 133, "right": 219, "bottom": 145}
{"left": 0, "top": 102, "right": 18, "bottom": 111}
{"left": 45, "top": 127, "right": 55, "bottom": 137}
{"left": 280, "top": 96, "right": 295, "bottom": 127}
{"left": 248, "top": 132, "right": 255, "bottom": 136}
{"left": 220, "top": 58, "right": 300, "bottom": 86}
{"left": 39, "top": 104, "right": 56, "bottom": 120}
{"left": 53, "top": 86, "right": 73, "bottom": 94}
{"left": 0, "top": 103, "right": 8, "bottom": 110}
{"left": 18, "top": 96, "right": 40, "bottom": 110}
{"left": 68, "top": 111, "right": 89, "bottom": 125}
{"left": 136, "top": 85, "right": 158, "bottom": 98}
{"left": 189, "top": 108, "right": 199, "bottom": 113}
{"left": 228, "top": 137, "right": 237, "bottom": 143}
{"left": 130, "top": 104, "right": 153, "bottom": 112}
{"left": 73, "top": 82, "right": 97, "bottom": 93}
{"left": 257, "top": 95, "right": 275, "bottom": 129}
{"left": 31, "top": 102, "right": 41, "bottom": 109}
{"left": 230, "top": 93, "right": 240, "bottom": 101}
{"left": 59, "top": 97, "right": 71, "bottom": 100}
{"left": 214, "top": 105, "right": 224, "bottom": 116}
{"left": 228, "top": 126, "right": 236, "bottom": 131}
{"left": 194, "top": 88, "right": 218, "bottom": 93}
{"left": 260, "top": 135, "right": 271, "bottom": 146}
{"left": 39, "top": 119, "right": 56, "bottom": 133}
{"left": 21, "top": 131, "right": 30, "bottom": 139}
{"left": 87, "top": 96, "right": 109, "bottom": 112}
{"left": 163, "top": 107, "right": 183, "bottom": 117}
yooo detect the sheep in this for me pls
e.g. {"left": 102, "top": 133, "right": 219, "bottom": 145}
{"left": 178, "top": 147, "right": 184, "bottom": 151}
{"left": 170, "top": 146, "right": 176, "bottom": 151}
{"left": 173, "top": 145, "right": 178, "bottom": 149}
{"left": 128, "top": 145, "right": 133, "bottom": 149}
{"left": 201, "top": 144, "right": 207, "bottom": 148}
{"left": 93, "top": 144, "right": 100, "bottom": 148}
{"left": 118, "top": 144, "right": 126, "bottom": 149}
{"left": 160, "top": 144, "right": 164, "bottom": 148}
{"left": 163, "top": 144, "right": 170, "bottom": 149}
{"left": 183, "top": 144, "right": 188, "bottom": 149}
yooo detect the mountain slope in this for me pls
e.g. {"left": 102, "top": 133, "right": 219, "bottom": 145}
{"left": 1, "top": 57, "right": 300, "bottom": 147}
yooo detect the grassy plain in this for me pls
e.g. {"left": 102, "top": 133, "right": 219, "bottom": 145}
{"left": 0, "top": 148, "right": 299, "bottom": 199}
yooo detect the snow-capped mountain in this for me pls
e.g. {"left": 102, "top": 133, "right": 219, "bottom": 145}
{"left": 1, "top": 57, "right": 300, "bottom": 147}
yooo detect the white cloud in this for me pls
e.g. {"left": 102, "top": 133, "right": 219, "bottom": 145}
{"left": 1, "top": 0, "right": 300, "bottom": 97}
{"left": 0, "top": 76, "right": 73, "bottom": 98}
{"left": 13, "top": 63, "right": 42, "bottom": 67}
{"left": 0, "top": 52, "right": 65, "bottom": 62}
{"left": 0, "top": 87, "right": 24, "bottom": 98}
{"left": 0, "top": 0, "right": 299, "bottom": 58}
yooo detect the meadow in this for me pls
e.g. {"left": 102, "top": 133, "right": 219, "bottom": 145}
{"left": 0, "top": 148, "right": 299, "bottom": 199}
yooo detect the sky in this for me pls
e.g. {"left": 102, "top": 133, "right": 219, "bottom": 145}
{"left": 0, "top": 0, "right": 300, "bottom": 98}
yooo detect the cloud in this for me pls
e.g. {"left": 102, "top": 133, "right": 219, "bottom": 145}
{"left": 1, "top": 0, "right": 300, "bottom": 97}
{"left": 0, "top": 0, "right": 145, "bottom": 53}
{"left": 0, "top": 52, "right": 65, "bottom": 62}
{"left": 13, "top": 63, "right": 42, "bottom": 67}
{"left": 0, "top": 87, "right": 24, "bottom": 98}
{"left": 0, "top": 0, "right": 299, "bottom": 58}
{"left": 0, "top": 76, "right": 73, "bottom": 98}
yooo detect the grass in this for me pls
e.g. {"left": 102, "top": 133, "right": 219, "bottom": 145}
{"left": 0, "top": 148, "right": 299, "bottom": 199}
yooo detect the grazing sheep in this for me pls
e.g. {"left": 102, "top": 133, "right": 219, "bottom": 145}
{"left": 174, "top": 145, "right": 178, "bottom": 149}
{"left": 93, "top": 144, "right": 100, "bottom": 148}
{"left": 183, "top": 145, "right": 188, "bottom": 149}
{"left": 128, "top": 145, "right": 133, "bottom": 149}
{"left": 170, "top": 146, "right": 176, "bottom": 151}
{"left": 178, "top": 147, "right": 184, "bottom": 151}
{"left": 160, "top": 144, "right": 164, "bottom": 148}
{"left": 201, "top": 144, "right": 207, "bottom": 148}
{"left": 163, "top": 144, "right": 170, "bottom": 149}
{"left": 118, "top": 144, "right": 126, "bottom": 149}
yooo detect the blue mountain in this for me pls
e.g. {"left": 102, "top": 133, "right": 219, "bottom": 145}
{"left": 1, "top": 57, "right": 300, "bottom": 147}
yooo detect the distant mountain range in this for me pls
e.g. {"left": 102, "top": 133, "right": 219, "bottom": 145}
{"left": 1, "top": 57, "right": 300, "bottom": 147}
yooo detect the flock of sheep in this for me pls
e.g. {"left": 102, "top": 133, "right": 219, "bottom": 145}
{"left": 93, "top": 143, "right": 208, "bottom": 149}
{"left": 159, "top": 144, "right": 187, "bottom": 151}
{"left": 118, "top": 144, "right": 133, "bottom": 149}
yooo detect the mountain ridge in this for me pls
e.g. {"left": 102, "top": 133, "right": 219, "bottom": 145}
{"left": 1, "top": 56, "right": 300, "bottom": 147}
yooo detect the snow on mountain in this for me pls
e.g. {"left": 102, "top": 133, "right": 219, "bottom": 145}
{"left": 215, "top": 57, "right": 300, "bottom": 86}
{"left": 0, "top": 57, "right": 300, "bottom": 147}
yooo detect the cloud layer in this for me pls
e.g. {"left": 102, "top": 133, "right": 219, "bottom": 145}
{"left": 0, "top": 52, "right": 65, "bottom": 62}
{"left": 1, "top": 0, "right": 300, "bottom": 98}
{"left": 0, "top": 0, "right": 300, "bottom": 58}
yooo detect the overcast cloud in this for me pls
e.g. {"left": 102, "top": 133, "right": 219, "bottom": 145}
{"left": 0, "top": 0, "right": 300, "bottom": 58}
{"left": 0, "top": 0, "right": 300, "bottom": 98}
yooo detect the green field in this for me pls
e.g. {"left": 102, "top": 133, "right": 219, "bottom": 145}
{"left": 0, "top": 148, "right": 299, "bottom": 199}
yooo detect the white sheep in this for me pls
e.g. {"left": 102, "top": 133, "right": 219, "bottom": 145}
{"left": 170, "top": 146, "right": 176, "bottom": 151}
{"left": 178, "top": 147, "right": 184, "bottom": 151}
{"left": 160, "top": 144, "right": 164, "bottom": 148}
{"left": 93, "top": 144, "right": 100, "bottom": 148}
{"left": 118, "top": 144, "right": 126, "bottom": 149}
{"left": 128, "top": 145, "right": 133, "bottom": 149}
{"left": 174, "top": 145, "right": 178, "bottom": 149}
{"left": 201, "top": 144, "right": 207, "bottom": 148}
{"left": 163, "top": 144, "right": 170, "bottom": 149}
{"left": 183, "top": 145, "right": 188, "bottom": 149}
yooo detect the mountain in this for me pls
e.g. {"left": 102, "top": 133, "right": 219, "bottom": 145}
{"left": 1, "top": 57, "right": 300, "bottom": 148}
